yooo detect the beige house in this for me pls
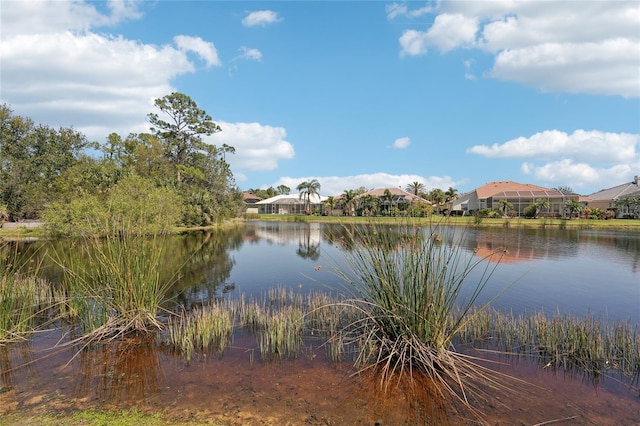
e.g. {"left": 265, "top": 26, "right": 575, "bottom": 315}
{"left": 255, "top": 193, "right": 327, "bottom": 215}
{"left": 585, "top": 176, "right": 640, "bottom": 218}
{"left": 450, "top": 181, "right": 579, "bottom": 217}
{"left": 243, "top": 192, "right": 263, "bottom": 215}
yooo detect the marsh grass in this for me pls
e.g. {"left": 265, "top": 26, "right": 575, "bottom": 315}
{"left": 167, "top": 301, "right": 235, "bottom": 362}
{"left": 55, "top": 232, "right": 180, "bottom": 342}
{"left": 459, "top": 308, "right": 640, "bottom": 386}
{"left": 0, "top": 244, "right": 58, "bottom": 343}
{"left": 330, "top": 221, "right": 515, "bottom": 409}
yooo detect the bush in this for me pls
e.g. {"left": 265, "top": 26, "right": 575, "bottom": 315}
{"left": 43, "top": 175, "right": 182, "bottom": 237}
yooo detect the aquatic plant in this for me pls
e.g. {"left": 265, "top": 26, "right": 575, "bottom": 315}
{"left": 56, "top": 232, "right": 179, "bottom": 341}
{"left": 167, "top": 301, "right": 235, "bottom": 362}
{"left": 459, "top": 308, "right": 640, "bottom": 384}
{"left": 0, "top": 244, "right": 54, "bottom": 343}
{"left": 332, "top": 221, "right": 511, "bottom": 407}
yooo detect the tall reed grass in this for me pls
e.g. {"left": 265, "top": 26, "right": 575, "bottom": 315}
{"left": 55, "top": 232, "right": 179, "bottom": 341}
{"left": 331, "top": 222, "right": 510, "bottom": 407}
{"left": 0, "top": 244, "right": 55, "bottom": 343}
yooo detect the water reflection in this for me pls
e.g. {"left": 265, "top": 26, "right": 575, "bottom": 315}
{"left": 0, "top": 344, "right": 36, "bottom": 391}
{"left": 71, "top": 336, "right": 164, "bottom": 403}
{"left": 4, "top": 222, "right": 639, "bottom": 323}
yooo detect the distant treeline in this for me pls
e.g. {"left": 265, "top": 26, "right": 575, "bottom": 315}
{"left": 0, "top": 93, "right": 243, "bottom": 236}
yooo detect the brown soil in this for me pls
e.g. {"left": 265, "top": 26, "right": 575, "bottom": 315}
{"left": 1, "top": 333, "right": 639, "bottom": 425}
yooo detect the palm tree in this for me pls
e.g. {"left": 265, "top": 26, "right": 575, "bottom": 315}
{"left": 297, "top": 179, "right": 321, "bottom": 214}
{"left": 342, "top": 189, "right": 357, "bottom": 216}
{"left": 428, "top": 188, "right": 446, "bottom": 214}
{"left": 616, "top": 196, "right": 640, "bottom": 218}
{"left": 496, "top": 199, "right": 513, "bottom": 217}
{"left": 324, "top": 196, "right": 337, "bottom": 216}
{"left": 276, "top": 185, "right": 290, "bottom": 195}
{"left": 406, "top": 181, "right": 425, "bottom": 196}
{"left": 564, "top": 199, "right": 583, "bottom": 219}
{"left": 382, "top": 189, "right": 394, "bottom": 214}
{"left": 533, "top": 198, "right": 550, "bottom": 218}
{"left": 444, "top": 187, "right": 459, "bottom": 202}
{"left": 360, "top": 194, "right": 378, "bottom": 216}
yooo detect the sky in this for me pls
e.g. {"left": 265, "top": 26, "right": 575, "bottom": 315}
{"left": 1, "top": 0, "right": 639, "bottom": 197}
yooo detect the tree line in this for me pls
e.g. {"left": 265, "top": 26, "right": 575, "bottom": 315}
{"left": 0, "top": 93, "right": 243, "bottom": 235}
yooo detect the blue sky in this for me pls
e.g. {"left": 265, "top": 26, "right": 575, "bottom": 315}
{"left": 1, "top": 1, "right": 639, "bottom": 196}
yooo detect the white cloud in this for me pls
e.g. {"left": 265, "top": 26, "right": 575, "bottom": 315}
{"left": 242, "top": 10, "right": 282, "bottom": 27}
{"left": 521, "top": 160, "right": 636, "bottom": 194}
{"left": 238, "top": 46, "right": 263, "bottom": 62}
{"left": 470, "top": 129, "right": 640, "bottom": 193}
{"left": 400, "top": 13, "right": 478, "bottom": 55}
{"left": 270, "top": 173, "right": 458, "bottom": 197}
{"left": 173, "top": 35, "right": 221, "bottom": 68}
{"left": 210, "top": 122, "right": 295, "bottom": 172}
{"left": 0, "top": 0, "right": 142, "bottom": 37}
{"left": 391, "top": 136, "right": 410, "bottom": 149}
{"left": 0, "top": 1, "right": 225, "bottom": 143}
{"left": 467, "top": 130, "right": 638, "bottom": 164}
{"left": 397, "top": 1, "right": 640, "bottom": 97}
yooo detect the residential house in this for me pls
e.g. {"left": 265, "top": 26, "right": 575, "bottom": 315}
{"left": 450, "top": 181, "right": 579, "bottom": 217}
{"left": 351, "top": 187, "right": 431, "bottom": 216}
{"left": 255, "top": 193, "right": 328, "bottom": 215}
{"left": 585, "top": 176, "right": 640, "bottom": 218}
{"left": 243, "top": 192, "right": 263, "bottom": 215}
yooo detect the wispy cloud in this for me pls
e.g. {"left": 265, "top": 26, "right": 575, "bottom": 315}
{"left": 390, "top": 136, "right": 410, "bottom": 149}
{"left": 242, "top": 10, "right": 282, "bottom": 27}
{"left": 237, "top": 46, "right": 263, "bottom": 62}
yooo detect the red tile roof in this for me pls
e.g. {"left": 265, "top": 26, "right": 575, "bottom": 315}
{"left": 475, "top": 181, "right": 561, "bottom": 198}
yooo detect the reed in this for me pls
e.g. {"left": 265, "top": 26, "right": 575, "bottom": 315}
{"left": 332, "top": 221, "right": 509, "bottom": 407}
{"left": 0, "top": 244, "right": 55, "bottom": 343}
{"left": 459, "top": 308, "right": 640, "bottom": 381}
{"left": 55, "top": 232, "right": 179, "bottom": 341}
{"left": 167, "top": 300, "right": 235, "bottom": 362}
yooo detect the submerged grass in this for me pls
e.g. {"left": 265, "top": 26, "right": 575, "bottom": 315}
{"left": 459, "top": 308, "right": 640, "bottom": 384}
{"left": 167, "top": 301, "right": 235, "bottom": 362}
{"left": 0, "top": 243, "right": 58, "bottom": 343}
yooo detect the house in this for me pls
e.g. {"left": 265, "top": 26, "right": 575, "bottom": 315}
{"left": 585, "top": 176, "right": 640, "bottom": 218}
{"left": 243, "top": 192, "right": 263, "bottom": 215}
{"left": 255, "top": 193, "right": 328, "bottom": 215}
{"left": 348, "top": 188, "right": 431, "bottom": 216}
{"left": 450, "top": 181, "right": 579, "bottom": 217}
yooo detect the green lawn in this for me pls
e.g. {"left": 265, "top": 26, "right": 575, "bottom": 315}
{"left": 247, "top": 214, "right": 640, "bottom": 230}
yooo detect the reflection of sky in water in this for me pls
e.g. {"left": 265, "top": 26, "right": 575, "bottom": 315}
{"left": 223, "top": 223, "right": 639, "bottom": 323}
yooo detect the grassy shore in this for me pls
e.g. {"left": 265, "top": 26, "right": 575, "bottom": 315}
{"left": 247, "top": 214, "right": 640, "bottom": 230}
{"left": 3, "top": 215, "right": 639, "bottom": 240}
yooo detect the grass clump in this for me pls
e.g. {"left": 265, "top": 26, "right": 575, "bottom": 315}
{"left": 56, "top": 232, "right": 179, "bottom": 341}
{"left": 332, "top": 221, "right": 509, "bottom": 407}
{"left": 167, "top": 301, "right": 235, "bottom": 362}
{"left": 0, "top": 244, "right": 56, "bottom": 343}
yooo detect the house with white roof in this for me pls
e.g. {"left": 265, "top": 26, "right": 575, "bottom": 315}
{"left": 254, "top": 193, "right": 328, "bottom": 215}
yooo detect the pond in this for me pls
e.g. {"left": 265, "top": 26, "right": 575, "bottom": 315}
{"left": 169, "top": 221, "right": 639, "bottom": 323}
{"left": 1, "top": 221, "right": 639, "bottom": 424}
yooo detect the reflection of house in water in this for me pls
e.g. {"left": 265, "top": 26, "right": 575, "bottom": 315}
{"left": 253, "top": 222, "right": 322, "bottom": 246}
{"left": 468, "top": 229, "right": 568, "bottom": 263}
{"left": 473, "top": 245, "right": 536, "bottom": 263}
